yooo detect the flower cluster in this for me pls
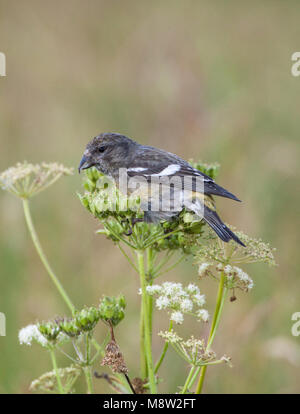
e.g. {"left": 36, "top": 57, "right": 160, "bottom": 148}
{"left": 30, "top": 366, "right": 81, "bottom": 393}
{"left": 38, "top": 321, "right": 65, "bottom": 342}
{"left": 223, "top": 264, "right": 254, "bottom": 291}
{"left": 0, "top": 162, "right": 73, "bottom": 199}
{"left": 19, "top": 324, "right": 50, "bottom": 348}
{"left": 195, "top": 229, "right": 276, "bottom": 297}
{"left": 198, "top": 262, "right": 254, "bottom": 292}
{"left": 232, "top": 230, "right": 276, "bottom": 266}
{"left": 98, "top": 295, "right": 126, "bottom": 326}
{"left": 19, "top": 296, "right": 126, "bottom": 347}
{"left": 159, "top": 330, "right": 230, "bottom": 368}
{"left": 143, "top": 282, "right": 209, "bottom": 324}
{"left": 196, "top": 229, "right": 276, "bottom": 268}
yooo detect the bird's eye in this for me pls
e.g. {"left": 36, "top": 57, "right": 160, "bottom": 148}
{"left": 98, "top": 146, "right": 106, "bottom": 153}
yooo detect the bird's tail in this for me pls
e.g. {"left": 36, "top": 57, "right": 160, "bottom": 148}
{"left": 203, "top": 205, "right": 245, "bottom": 247}
{"left": 204, "top": 181, "right": 241, "bottom": 202}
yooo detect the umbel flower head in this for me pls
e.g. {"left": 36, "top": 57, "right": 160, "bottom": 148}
{"left": 142, "top": 282, "right": 209, "bottom": 324}
{"left": 159, "top": 330, "right": 231, "bottom": 368}
{"left": 18, "top": 323, "right": 67, "bottom": 348}
{"left": 98, "top": 295, "right": 126, "bottom": 326}
{"left": 30, "top": 366, "right": 81, "bottom": 393}
{"left": 195, "top": 229, "right": 276, "bottom": 295}
{"left": 18, "top": 324, "right": 49, "bottom": 347}
{"left": 196, "top": 228, "right": 276, "bottom": 267}
{"left": 0, "top": 162, "right": 73, "bottom": 199}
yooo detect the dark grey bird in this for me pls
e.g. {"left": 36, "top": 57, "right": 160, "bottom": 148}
{"left": 79, "top": 132, "right": 245, "bottom": 246}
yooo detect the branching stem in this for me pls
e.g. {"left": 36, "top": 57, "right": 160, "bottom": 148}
{"left": 22, "top": 198, "right": 75, "bottom": 314}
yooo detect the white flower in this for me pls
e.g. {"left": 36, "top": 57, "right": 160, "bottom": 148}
{"left": 146, "top": 285, "right": 163, "bottom": 295}
{"left": 180, "top": 299, "right": 193, "bottom": 312}
{"left": 18, "top": 324, "right": 48, "bottom": 347}
{"left": 186, "top": 283, "right": 200, "bottom": 295}
{"left": 224, "top": 265, "right": 233, "bottom": 275}
{"left": 162, "top": 282, "right": 183, "bottom": 296}
{"left": 198, "top": 262, "right": 211, "bottom": 276}
{"left": 193, "top": 293, "right": 206, "bottom": 307}
{"left": 170, "top": 291, "right": 189, "bottom": 307}
{"left": 247, "top": 280, "right": 254, "bottom": 289}
{"left": 170, "top": 311, "right": 184, "bottom": 324}
{"left": 197, "top": 309, "right": 209, "bottom": 322}
{"left": 156, "top": 296, "right": 170, "bottom": 310}
{"left": 234, "top": 267, "right": 254, "bottom": 289}
{"left": 140, "top": 280, "right": 209, "bottom": 325}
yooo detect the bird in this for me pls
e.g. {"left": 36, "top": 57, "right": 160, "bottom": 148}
{"left": 78, "top": 132, "right": 245, "bottom": 246}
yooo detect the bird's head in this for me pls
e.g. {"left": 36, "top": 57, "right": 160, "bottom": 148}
{"left": 78, "top": 132, "right": 136, "bottom": 174}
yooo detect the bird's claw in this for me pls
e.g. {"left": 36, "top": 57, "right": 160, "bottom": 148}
{"left": 123, "top": 217, "right": 144, "bottom": 237}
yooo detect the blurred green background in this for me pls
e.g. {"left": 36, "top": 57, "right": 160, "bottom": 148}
{"left": 0, "top": 0, "right": 299, "bottom": 393}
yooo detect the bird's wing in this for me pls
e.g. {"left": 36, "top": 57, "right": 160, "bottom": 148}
{"left": 125, "top": 146, "right": 240, "bottom": 201}
{"left": 126, "top": 146, "right": 210, "bottom": 180}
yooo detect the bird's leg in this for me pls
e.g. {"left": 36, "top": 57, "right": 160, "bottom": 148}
{"left": 131, "top": 217, "right": 144, "bottom": 226}
{"left": 124, "top": 217, "right": 144, "bottom": 236}
{"left": 163, "top": 228, "right": 173, "bottom": 240}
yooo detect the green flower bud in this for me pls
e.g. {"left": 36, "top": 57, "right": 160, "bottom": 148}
{"left": 75, "top": 306, "right": 101, "bottom": 332}
{"left": 58, "top": 318, "right": 81, "bottom": 337}
{"left": 98, "top": 295, "right": 126, "bottom": 326}
{"left": 38, "top": 321, "right": 60, "bottom": 342}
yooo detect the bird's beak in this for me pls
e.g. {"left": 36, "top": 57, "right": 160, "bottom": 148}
{"left": 78, "top": 155, "right": 94, "bottom": 173}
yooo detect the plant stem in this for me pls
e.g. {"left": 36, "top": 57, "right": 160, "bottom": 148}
{"left": 22, "top": 198, "right": 75, "bottom": 314}
{"left": 83, "top": 333, "right": 94, "bottom": 394}
{"left": 140, "top": 301, "right": 147, "bottom": 378}
{"left": 194, "top": 271, "right": 227, "bottom": 394}
{"left": 22, "top": 198, "right": 129, "bottom": 393}
{"left": 84, "top": 366, "right": 94, "bottom": 394}
{"left": 49, "top": 348, "right": 64, "bottom": 394}
{"left": 137, "top": 250, "right": 157, "bottom": 394}
{"left": 146, "top": 248, "right": 154, "bottom": 341}
{"left": 143, "top": 228, "right": 181, "bottom": 249}
{"left": 154, "top": 320, "right": 173, "bottom": 374}
{"left": 118, "top": 243, "right": 138, "bottom": 272}
{"left": 181, "top": 366, "right": 196, "bottom": 394}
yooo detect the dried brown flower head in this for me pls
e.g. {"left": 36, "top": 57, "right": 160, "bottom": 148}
{"left": 101, "top": 340, "right": 128, "bottom": 374}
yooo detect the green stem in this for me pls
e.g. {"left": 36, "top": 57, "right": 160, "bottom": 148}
{"left": 105, "top": 222, "right": 136, "bottom": 249}
{"left": 22, "top": 199, "right": 129, "bottom": 393}
{"left": 152, "top": 251, "right": 174, "bottom": 276}
{"left": 84, "top": 366, "right": 94, "bottom": 394}
{"left": 154, "top": 320, "right": 173, "bottom": 374}
{"left": 156, "top": 254, "right": 185, "bottom": 277}
{"left": 83, "top": 333, "right": 94, "bottom": 394}
{"left": 146, "top": 248, "right": 154, "bottom": 341}
{"left": 194, "top": 272, "right": 227, "bottom": 394}
{"left": 137, "top": 250, "right": 157, "bottom": 394}
{"left": 143, "top": 228, "right": 181, "bottom": 249}
{"left": 118, "top": 243, "right": 138, "bottom": 272}
{"left": 140, "top": 300, "right": 147, "bottom": 378}
{"left": 22, "top": 198, "right": 75, "bottom": 314}
{"left": 49, "top": 348, "right": 64, "bottom": 394}
{"left": 181, "top": 366, "right": 196, "bottom": 394}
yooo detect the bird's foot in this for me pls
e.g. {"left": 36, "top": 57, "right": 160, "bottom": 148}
{"left": 123, "top": 217, "right": 144, "bottom": 236}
